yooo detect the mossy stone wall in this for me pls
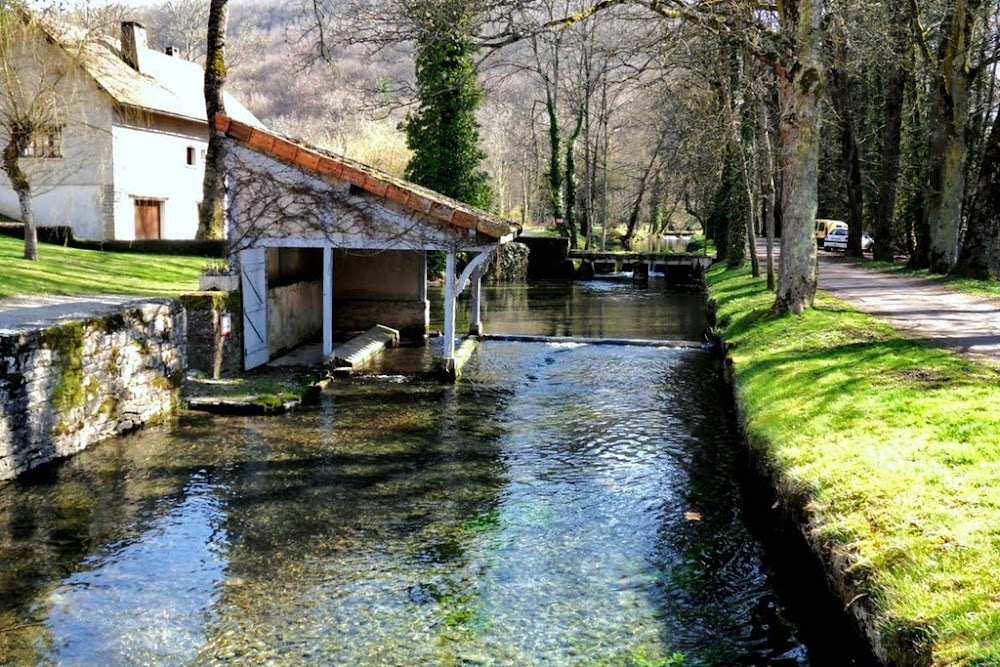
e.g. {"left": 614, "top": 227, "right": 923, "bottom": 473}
{"left": 0, "top": 301, "right": 185, "bottom": 482}
{"left": 180, "top": 291, "right": 243, "bottom": 379}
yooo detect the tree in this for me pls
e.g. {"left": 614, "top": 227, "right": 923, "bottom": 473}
{"left": 953, "top": 95, "right": 1000, "bottom": 278}
{"left": 196, "top": 0, "right": 228, "bottom": 241}
{"left": 910, "top": 0, "right": 989, "bottom": 274}
{"left": 952, "top": 8, "right": 1000, "bottom": 279}
{"left": 0, "top": 7, "right": 83, "bottom": 261}
{"left": 402, "top": 2, "right": 492, "bottom": 209}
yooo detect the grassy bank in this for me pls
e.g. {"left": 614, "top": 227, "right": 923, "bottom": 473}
{"left": 0, "top": 236, "right": 204, "bottom": 298}
{"left": 706, "top": 264, "right": 1000, "bottom": 665}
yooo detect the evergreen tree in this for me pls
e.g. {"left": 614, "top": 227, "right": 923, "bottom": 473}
{"left": 402, "top": 2, "right": 492, "bottom": 210}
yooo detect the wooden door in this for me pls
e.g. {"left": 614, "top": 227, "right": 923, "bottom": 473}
{"left": 241, "top": 248, "right": 269, "bottom": 370}
{"left": 134, "top": 199, "right": 161, "bottom": 240}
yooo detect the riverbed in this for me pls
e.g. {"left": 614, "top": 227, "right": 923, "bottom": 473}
{"left": 0, "top": 279, "right": 870, "bottom": 665}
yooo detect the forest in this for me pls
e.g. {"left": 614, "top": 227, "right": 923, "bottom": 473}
{"left": 60, "top": 0, "right": 1000, "bottom": 301}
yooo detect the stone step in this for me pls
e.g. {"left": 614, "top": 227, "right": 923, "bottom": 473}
{"left": 332, "top": 325, "right": 399, "bottom": 368}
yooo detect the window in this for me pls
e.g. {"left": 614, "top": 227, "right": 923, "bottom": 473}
{"left": 21, "top": 126, "right": 63, "bottom": 158}
{"left": 186, "top": 146, "right": 196, "bottom": 166}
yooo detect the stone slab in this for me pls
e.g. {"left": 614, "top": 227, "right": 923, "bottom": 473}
{"left": 332, "top": 325, "right": 399, "bottom": 368}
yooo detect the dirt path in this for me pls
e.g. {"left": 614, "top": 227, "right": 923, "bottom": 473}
{"left": 815, "top": 251, "right": 1000, "bottom": 366}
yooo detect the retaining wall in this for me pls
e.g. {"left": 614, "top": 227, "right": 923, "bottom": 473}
{"left": 0, "top": 301, "right": 185, "bottom": 482}
{"left": 182, "top": 292, "right": 243, "bottom": 379}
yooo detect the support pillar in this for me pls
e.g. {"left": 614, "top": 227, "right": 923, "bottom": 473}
{"left": 469, "top": 266, "right": 483, "bottom": 335}
{"left": 442, "top": 250, "right": 457, "bottom": 376}
{"left": 323, "top": 245, "right": 334, "bottom": 361}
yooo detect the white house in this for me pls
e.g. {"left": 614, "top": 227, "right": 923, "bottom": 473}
{"left": 0, "top": 16, "right": 262, "bottom": 240}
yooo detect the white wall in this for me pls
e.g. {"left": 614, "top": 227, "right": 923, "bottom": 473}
{"left": 0, "top": 31, "right": 115, "bottom": 238}
{"left": 111, "top": 112, "right": 208, "bottom": 240}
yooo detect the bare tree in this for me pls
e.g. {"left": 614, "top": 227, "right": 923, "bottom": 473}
{"left": 0, "top": 8, "right": 89, "bottom": 260}
{"left": 197, "top": 0, "right": 228, "bottom": 240}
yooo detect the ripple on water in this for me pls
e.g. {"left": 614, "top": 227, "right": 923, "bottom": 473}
{"left": 0, "top": 339, "right": 812, "bottom": 666}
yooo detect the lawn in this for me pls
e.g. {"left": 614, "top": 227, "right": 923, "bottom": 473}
{"left": 0, "top": 236, "right": 205, "bottom": 298}
{"left": 707, "top": 264, "right": 1000, "bottom": 666}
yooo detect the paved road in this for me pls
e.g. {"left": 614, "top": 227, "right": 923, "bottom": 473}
{"left": 816, "top": 250, "right": 1000, "bottom": 366}
{"left": 0, "top": 295, "right": 154, "bottom": 334}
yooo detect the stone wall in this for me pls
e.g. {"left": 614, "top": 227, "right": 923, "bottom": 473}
{"left": 268, "top": 280, "right": 322, "bottom": 356}
{"left": 333, "top": 299, "right": 429, "bottom": 338}
{"left": 517, "top": 236, "right": 575, "bottom": 279}
{"left": 181, "top": 291, "right": 243, "bottom": 379}
{"left": 0, "top": 301, "right": 185, "bottom": 482}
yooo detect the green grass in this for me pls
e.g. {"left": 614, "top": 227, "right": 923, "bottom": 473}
{"left": 0, "top": 236, "right": 204, "bottom": 297}
{"left": 707, "top": 264, "right": 1000, "bottom": 665}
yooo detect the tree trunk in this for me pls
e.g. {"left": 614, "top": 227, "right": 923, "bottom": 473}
{"left": 873, "top": 63, "right": 905, "bottom": 262}
{"left": 735, "top": 117, "right": 759, "bottom": 276}
{"left": 773, "top": 0, "right": 824, "bottom": 314}
{"left": 922, "top": 0, "right": 979, "bottom": 274}
{"left": 197, "top": 0, "right": 229, "bottom": 241}
{"left": 564, "top": 111, "right": 584, "bottom": 249}
{"left": 623, "top": 131, "right": 667, "bottom": 249}
{"left": 2, "top": 132, "right": 37, "bottom": 261}
{"left": 925, "top": 72, "right": 970, "bottom": 273}
{"left": 760, "top": 101, "right": 778, "bottom": 290}
{"left": 830, "top": 57, "right": 864, "bottom": 258}
{"left": 953, "top": 112, "right": 1000, "bottom": 278}
{"left": 545, "top": 84, "right": 564, "bottom": 224}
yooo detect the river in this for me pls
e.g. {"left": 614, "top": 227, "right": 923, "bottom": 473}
{"left": 0, "top": 279, "right": 872, "bottom": 666}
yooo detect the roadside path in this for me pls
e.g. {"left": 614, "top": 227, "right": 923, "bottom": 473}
{"left": 815, "top": 250, "right": 1000, "bottom": 366}
{"left": 0, "top": 294, "right": 155, "bottom": 334}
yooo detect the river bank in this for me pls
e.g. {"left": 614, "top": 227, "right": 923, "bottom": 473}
{"left": 706, "top": 264, "right": 1000, "bottom": 665}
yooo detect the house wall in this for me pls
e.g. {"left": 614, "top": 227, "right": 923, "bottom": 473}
{"left": 111, "top": 111, "right": 208, "bottom": 240}
{"left": 0, "top": 33, "right": 114, "bottom": 240}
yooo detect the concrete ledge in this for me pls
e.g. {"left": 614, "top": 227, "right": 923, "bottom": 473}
{"left": 439, "top": 336, "right": 479, "bottom": 381}
{"left": 333, "top": 325, "right": 399, "bottom": 368}
{"left": 481, "top": 334, "right": 709, "bottom": 350}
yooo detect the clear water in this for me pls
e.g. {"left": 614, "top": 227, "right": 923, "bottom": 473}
{"left": 0, "top": 279, "right": 864, "bottom": 666}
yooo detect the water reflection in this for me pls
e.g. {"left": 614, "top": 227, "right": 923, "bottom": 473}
{"left": 0, "top": 281, "right": 869, "bottom": 666}
{"left": 433, "top": 278, "right": 708, "bottom": 341}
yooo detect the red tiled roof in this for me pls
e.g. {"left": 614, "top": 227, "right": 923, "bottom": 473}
{"left": 215, "top": 116, "right": 517, "bottom": 240}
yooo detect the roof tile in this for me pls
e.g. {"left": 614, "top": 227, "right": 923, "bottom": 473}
{"left": 317, "top": 158, "right": 344, "bottom": 180}
{"left": 384, "top": 183, "right": 411, "bottom": 207}
{"left": 228, "top": 121, "right": 252, "bottom": 142}
{"left": 272, "top": 139, "right": 298, "bottom": 161}
{"left": 297, "top": 150, "right": 320, "bottom": 171}
{"left": 452, "top": 209, "right": 478, "bottom": 230}
{"left": 430, "top": 203, "right": 455, "bottom": 224}
{"left": 342, "top": 166, "right": 367, "bottom": 188}
{"left": 248, "top": 129, "right": 275, "bottom": 152}
{"left": 362, "top": 175, "right": 389, "bottom": 197}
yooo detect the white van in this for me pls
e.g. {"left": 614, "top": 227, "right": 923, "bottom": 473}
{"left": 815, "top": 219, "right": 847, "bottom": 248}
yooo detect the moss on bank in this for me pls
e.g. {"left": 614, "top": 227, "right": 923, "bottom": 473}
{"left": 40, "top": 322, "right": 85, "bottom": 417}
{"left": 706, "top": 264, "right": 1000, "bottom": 666}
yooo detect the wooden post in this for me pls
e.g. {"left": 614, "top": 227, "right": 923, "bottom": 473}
{"left": 442, "top": 250, "right": 457, "bottom": 376}
{"left": 469, "top": 265, "right": 483, "bottom": 335}
{"left": 323, "top": 245, "right": 333, "bottom": 361}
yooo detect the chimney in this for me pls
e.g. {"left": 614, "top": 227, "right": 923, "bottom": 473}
{"left": 165, "top": 46, "right": 178, "bottom": 57}
{"left": 120, "top": 21, "right": 147, "bottom": 72}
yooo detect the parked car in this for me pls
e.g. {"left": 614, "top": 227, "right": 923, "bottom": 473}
{"left": 815, "top": 219, "right": 847, "bottom": 247}
{"left": 823, "top": 227, "right": 875, "bottom": 253}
